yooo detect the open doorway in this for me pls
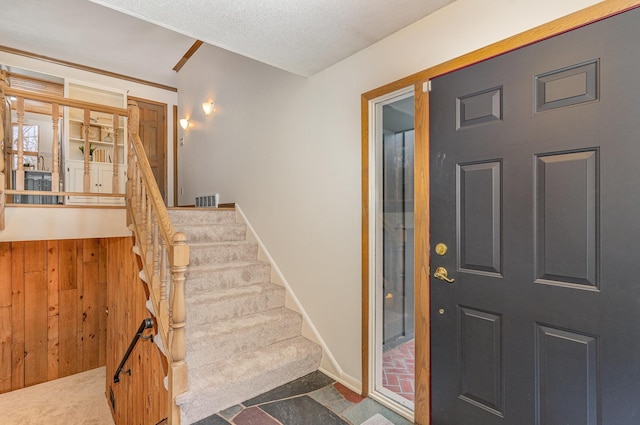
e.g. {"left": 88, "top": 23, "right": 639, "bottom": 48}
{"left": 368, "top": 87, "right": 415, "bottom": 418}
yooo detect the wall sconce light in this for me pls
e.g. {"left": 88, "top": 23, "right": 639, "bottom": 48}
{"left": 202, "top": 101, "right": 214, "bottom": 116}
{"left": 179, "top": 118, "right": 190, "bottom": 130}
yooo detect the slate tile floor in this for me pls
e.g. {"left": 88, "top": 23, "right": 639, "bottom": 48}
{"left": 194, "top": 371, "right": 413, "bottom": 425}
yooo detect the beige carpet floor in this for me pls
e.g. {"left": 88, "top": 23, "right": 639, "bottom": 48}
{"left": 0, "top": 367, "right": 114, "bottom": 425}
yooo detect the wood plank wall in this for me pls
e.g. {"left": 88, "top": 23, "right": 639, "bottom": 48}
{"left": 106, "top": 236, "right": 168, "bottom": 425}
{"left": 0, "top": 239, "right": 108, "bottom": 393}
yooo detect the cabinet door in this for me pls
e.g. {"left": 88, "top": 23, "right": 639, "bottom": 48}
{"left": 97, "top": 163, "right": 126, "bottom": 205}
{"left": 66, "top": 161, "right": 98, "bottom": 204}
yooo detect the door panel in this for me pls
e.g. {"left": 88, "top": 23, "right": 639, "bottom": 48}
{"left": 430, "top": 8, "right": 640, "bottom": 425}
{"left": 535, "top": 150, "right": 598, "bottom": 288}
{"left": 457, "top": 160, "right": 502, "bottom": 275}
{"left": 535, "top": 325, "right": 598, "bottom": 425}
{"left": 131, "top": 98, "right": 167, "bottom": 202}
{"left": 458, "top": 306, "right": 503, "bottom": 416}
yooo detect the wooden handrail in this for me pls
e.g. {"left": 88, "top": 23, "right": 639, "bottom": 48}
{"left": 126, "top": 99, "right": 189, "bottom": 425}
{"left": 6, "top": 189, "right": 124, "bottom": 198}
{"left": 4, "top": 86, "right": 128, "bottom": 116}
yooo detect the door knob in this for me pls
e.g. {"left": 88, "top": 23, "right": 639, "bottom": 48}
{"left": 434, "top": 267, "right": 455, "bottom": 283}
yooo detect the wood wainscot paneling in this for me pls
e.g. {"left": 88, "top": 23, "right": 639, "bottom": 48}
{"left": 0, "top": 236, "right": 168, "bottom": 423}
{"left": 106, "top": 236, "right": 168, "bottom": 425}
{"left": 0, "top": 239, "right": 108, "bottom": 392}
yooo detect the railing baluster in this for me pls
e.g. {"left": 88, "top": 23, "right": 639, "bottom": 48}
{"left": 140, "top": 183, "right": 147, "bottom": 240}
{"left": 151, "top": 217, "right": 161, "bottom": 305}
{"left": 83, "top": 109, "right": 91, "bottom": 193}
{"left": 15, "top": 97, "right": 25, "bottom": 191}
{"left": 160, "top": 241, "right": 167, "bottom": 305}
{"left": 146, "top": 195, "right": 152, "bottom": 267}
{"left": 112, "top": 113, "right": 119, "bottom": 194}
{"left": 51, "top": 103, "right": 60, "bottom": 192}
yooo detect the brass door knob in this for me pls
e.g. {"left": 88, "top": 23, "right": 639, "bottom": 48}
{"left": 434, "top": 267, "right": 455, "bottom": 283}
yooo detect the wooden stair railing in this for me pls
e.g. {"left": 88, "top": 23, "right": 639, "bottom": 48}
{"left": 0, "top": 79, "right": 185, "bottom": 422}
{"left": 126, "top": 99, "right": 189, "bottom": 425}
{"left": 0, "top": 73, "right": 128, "bottom": 224}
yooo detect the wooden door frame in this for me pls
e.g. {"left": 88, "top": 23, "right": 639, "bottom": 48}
{"left": 128, "top": 96, "right": 168, "bottom": 203}
{"left": 361, "top": 1, "right": 640, "bottom": 423}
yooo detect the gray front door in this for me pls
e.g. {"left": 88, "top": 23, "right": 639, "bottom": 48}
{"left": 430, "top": 8, "right": 640, "bottom": 425}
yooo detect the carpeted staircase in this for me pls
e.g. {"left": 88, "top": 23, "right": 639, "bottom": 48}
{"left": 168, "top": 208, "right": 321, "bottom": 424}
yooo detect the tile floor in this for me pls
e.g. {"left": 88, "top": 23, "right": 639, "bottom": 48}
{"left": 382, "top": 339, "right": 415, "bottom": 401}
{"left": 194, "top": 371, "right": 413, "bottom": 425}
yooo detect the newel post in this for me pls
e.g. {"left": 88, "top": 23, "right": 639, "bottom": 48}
{"left": 126, "top": 100, "right": 139, "bottom": 226}
{"left": 169, "top": 231, "right": 189, "bottom": 424}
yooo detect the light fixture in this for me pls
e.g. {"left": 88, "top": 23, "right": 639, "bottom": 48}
{"left": 179, "top": 118, "right": 189, "bottom": 130}
{"left": 202, "top": 101, "right": 214, "bottom": 116}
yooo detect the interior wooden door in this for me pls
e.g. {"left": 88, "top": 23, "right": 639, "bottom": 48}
{"left": 429, "top": 8, "right": 640, "bottom": 424}
{"left": 130, "top": 97, "right": 167, "bottom": 202}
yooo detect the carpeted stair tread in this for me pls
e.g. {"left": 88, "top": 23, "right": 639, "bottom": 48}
{"left": 188, "top": 241, "right": 258, "bottom": 266}
{"left": 167, "top": 206, "right": 323, "bottom": 425}
{"left": 168, "top": 208, "right": 236, "bottom": 226}
{"left": 175, "top": 222, "right": 247, "bottom": 243}
{"left": 186, "top": 282, "right": 285, "bottom": 326}
{"left": 177, "top": 336, "right": 321, "bottom": 424}
{"left": 185, "top": 307, "right": 302, "bottom": 369}
{"left": 185, "top": 261, "right": 272, "bottom": 293}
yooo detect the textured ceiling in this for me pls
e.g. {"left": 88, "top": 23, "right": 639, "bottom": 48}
{"left": 0, "top": 0, "right": 196, "bottom": 87}
{"left": 89, "top": 0, "right": 455, "bottom": 77}
{"left": 0, "top": 0, "right": 455, "bottom": 87}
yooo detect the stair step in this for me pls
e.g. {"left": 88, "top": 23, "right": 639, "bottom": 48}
{"left": 177, "top": 336, "right": 321, "bottom": 424}
{"left": 186, "top": 261, "right": 272, "bottom": 294}
{"left": 176, "top": 222, "right": 247, "bottom": 243}
{"left": 168, "top": 208, "right": 236, "bottom": 226}
{"left": 186, "top": 307, "right": 302, "bottom": 369}
{"left": 187, "top": 283, "right": 285, "bottom": 326}
{"left": 189, "top": 241, "right": 258, "bottom": 266}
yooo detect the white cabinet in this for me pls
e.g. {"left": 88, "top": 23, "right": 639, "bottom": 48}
{"left": 65, "top": 160, "right": 127, "bottom": 205}
{"left": 63, "top": 80, "right": 127, "bottom": 205}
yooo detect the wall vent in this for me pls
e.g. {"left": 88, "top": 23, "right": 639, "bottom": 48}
{"left": 195, "top": 193, "right": 219, "bottom": 208}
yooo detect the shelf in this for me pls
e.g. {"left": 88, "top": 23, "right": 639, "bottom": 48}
{"left": 69, "top": 118, "right": 125, "bottom": 128}
{"left": 69, "top": 138, "right": 124, "bottom": 146}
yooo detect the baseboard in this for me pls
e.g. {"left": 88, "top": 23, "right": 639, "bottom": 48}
{"left": 318, "top": 367, "right": 363, "bottom": 395}
{"left": 234, "top": 204, "right": 362, "bottom": 394}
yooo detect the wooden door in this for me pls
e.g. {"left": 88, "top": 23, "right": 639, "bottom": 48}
{"left": 130, "top": 97, "right": 167, "bottom": 202}
{"left": 430, "top": 8, "right": 640, "bottom": 424}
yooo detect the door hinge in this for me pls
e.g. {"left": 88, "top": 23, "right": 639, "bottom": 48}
{"left": 423, "top": 80, "right": 432, "bottom": 93}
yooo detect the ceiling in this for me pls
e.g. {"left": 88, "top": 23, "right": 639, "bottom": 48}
{"left": 1, "top": 0, "right": 454, "bottom": 87}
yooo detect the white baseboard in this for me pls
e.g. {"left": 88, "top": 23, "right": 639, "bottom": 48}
{"left": 234, "top": 204, "right": 363, "bottom": 395}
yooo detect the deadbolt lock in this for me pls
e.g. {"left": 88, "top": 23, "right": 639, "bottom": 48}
{"left": 435, "top": 243, "right": 448, "bottom": 256}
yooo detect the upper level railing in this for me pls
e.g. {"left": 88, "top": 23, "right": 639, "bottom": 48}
{"left": 126, "top": 99, "right": 189, "bottom": 424}
{"left": 0, "top": 71, "right": 127, "bottom": 219}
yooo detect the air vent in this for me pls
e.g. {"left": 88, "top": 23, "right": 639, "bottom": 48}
{"left": 195, "top": 193, "right": 219, "bottom": 208}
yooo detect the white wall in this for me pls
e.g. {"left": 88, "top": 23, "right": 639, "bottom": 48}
{"left": 0, "top": 208, "right": 130, "bottom": 242}
{"left": 0, "top": 50, "right": 179, "bottom": 206}
{"left": 178, "top": 0, "right": 600, "bottom": 388}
